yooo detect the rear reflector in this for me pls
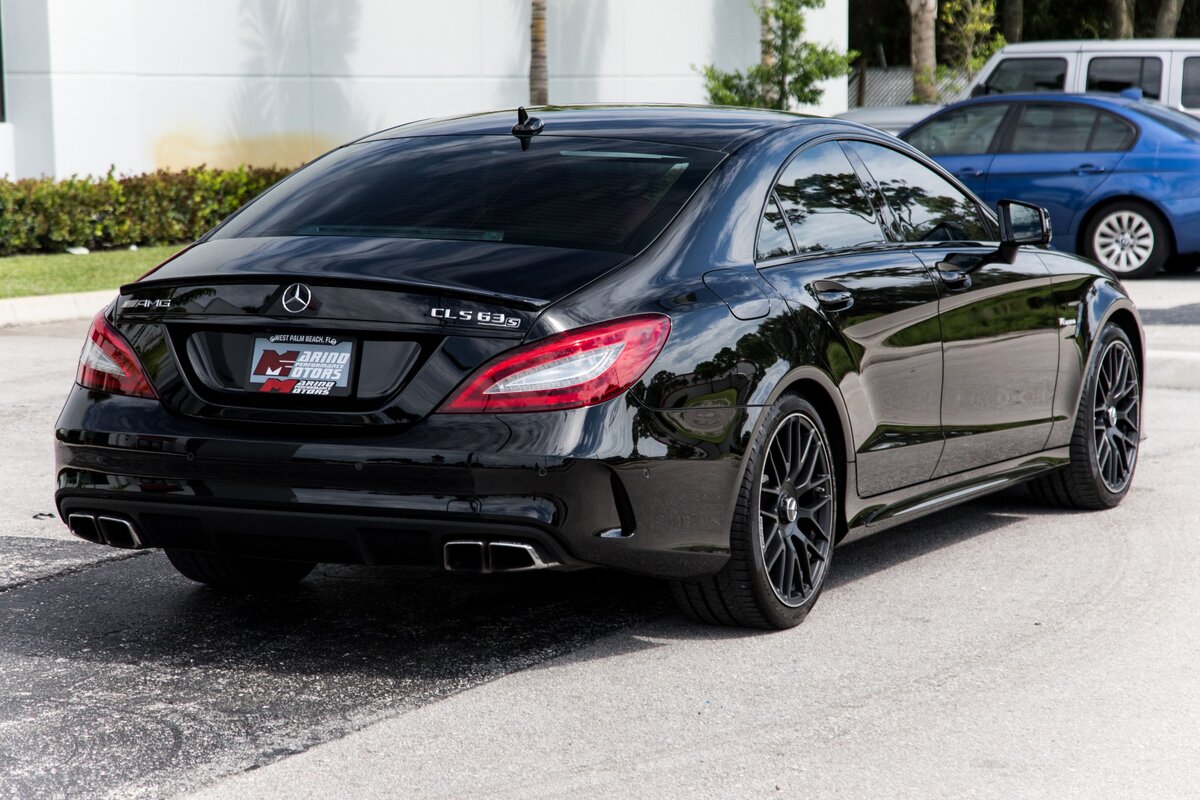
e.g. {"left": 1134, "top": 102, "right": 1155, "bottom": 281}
{"left": 440, "top": 314, "right": 670, "bottom": 413}
{"left": 77, "top": 310, "right": 157, "bottom": 399}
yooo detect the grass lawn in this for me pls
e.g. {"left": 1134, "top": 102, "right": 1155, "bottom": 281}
{"left": 0, "top": 245, "right": 185, "bottom": 299}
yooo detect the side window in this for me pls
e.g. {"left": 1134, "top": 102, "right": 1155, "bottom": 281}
{"left": 846, "top": 141, "right": 993, "bottom": 243}
{"left": 1010, "top": 104, "right": 1098, "bottom": 152}
{"left": 1007, "top": 104, "right": 1134, "bottom": 153}
{"left": 1183, "top": 57, "right": 1200, "bottom": 109}
{"left": 904, "top": 103, "right": 1010, "bottom": 155}
{"left": 1086, "top": 57, "right": 1162, "bottom": 100}
{"left": 772, "top": 141, "right": 886, "bottom": 254}
{"left": 1089, "top": 113, "right": 1136, "bottom": 151}
{"left": 757, "top": 195, "right": 794, "bottom": 260}
{"left": 981, "top": 58, "right": 1067, "bottom": 94}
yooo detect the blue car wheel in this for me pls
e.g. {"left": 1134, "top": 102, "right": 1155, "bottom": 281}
{"left": 1083, "top": 201, "right": 1169, "bottom": 279}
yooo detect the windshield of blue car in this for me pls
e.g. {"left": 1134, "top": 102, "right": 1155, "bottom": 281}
{"left": 213, "top": 136, "right": 725, "bottom": 254}
{"left": 1126, "top": 103, "right": 1200, "bottom": 141}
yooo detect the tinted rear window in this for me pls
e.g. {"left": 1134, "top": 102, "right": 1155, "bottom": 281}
{"left": 1126, "top": 103, "right": 1200, "bottom": 141}
{"left": 214, "top": 136, "right": 725, "bottom": 254}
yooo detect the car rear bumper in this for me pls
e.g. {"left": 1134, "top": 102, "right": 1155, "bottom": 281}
{"left": 54, "top": 386, "right": 751, "bottom": 579}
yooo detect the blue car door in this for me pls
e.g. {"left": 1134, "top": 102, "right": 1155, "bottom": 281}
{"left": 982, "top": 102, "right": 1134, "bottom": 245}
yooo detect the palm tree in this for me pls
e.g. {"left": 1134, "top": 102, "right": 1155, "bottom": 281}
{"left": 530, "top": 0, "right": 548, "bottom": 105}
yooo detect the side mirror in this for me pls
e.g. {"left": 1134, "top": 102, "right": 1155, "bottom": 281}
{"left": 970, "top": 84, "right": 988, "bottom": 98}
{"left": 997, "top": 199, "right": 1051, "bottom": 262}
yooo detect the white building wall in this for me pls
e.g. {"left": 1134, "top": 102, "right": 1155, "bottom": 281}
{"left": 0, "top": 0, "right": 850, "bottom": 179}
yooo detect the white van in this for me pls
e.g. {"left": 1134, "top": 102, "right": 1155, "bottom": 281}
{"left": 838, "top": 39, "right": 1200, "bottom": 133}
{"left": 972, "top": 39, "right": 1200, "bottom": 114}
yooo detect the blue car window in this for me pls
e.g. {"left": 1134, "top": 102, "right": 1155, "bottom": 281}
{"left": 846, "top": 141, "right": 993, "bottom": 243}
{"left": 773, "top": 141, "right": 886, "bottom": 253}
{"left": 905, "top": 104, "right": 1009, "bottom": 155}
{"left": 1127, "top": 102, "right": 1200, "bottom": 141}
{"left": 981, "top": 58, "right": 1067, "bottom": 94}
{"left": 757, "top": 195, "right": 795, "bottom": 260}
{"left": 1086, "top": 57, "right": 1163, "bottom": 100}
{"left": 1089, "top": 113, "right": 1136, "bottom": 151}
{"left": 1011, "top": 105, "right": 1098, "bottom": 152}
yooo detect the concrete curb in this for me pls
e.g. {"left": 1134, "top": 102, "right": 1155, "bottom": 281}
{"left": 1148, "top": 349, "right": 1200, "bottom": 392}
{"left": 0, "top": 289, "right": 116, "bottom": 328}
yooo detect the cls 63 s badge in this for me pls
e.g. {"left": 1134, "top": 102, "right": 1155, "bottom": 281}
{"left": 431, "top": 308, "right": 522, "bottom": 328}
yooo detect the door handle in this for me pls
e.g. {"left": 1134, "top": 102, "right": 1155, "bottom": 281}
{"left": 955, "top": 167, "right": 984, "bottom": 178}
{"left": 1073, "top": 164, "right": 1105, "bottom": 175}
{"left": 936, "top": 264, "right": 973, "bottom": 290}
{"left": 812, "top": 280, "right": 854, "bottom": 311}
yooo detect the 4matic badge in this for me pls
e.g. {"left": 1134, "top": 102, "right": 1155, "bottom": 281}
{"left": 430, "top": 308, "right": 522, "bottom": 328}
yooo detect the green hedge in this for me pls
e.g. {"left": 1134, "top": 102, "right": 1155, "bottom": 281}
{"left": 0, "top": 165, "right": 292, "bottom": 257}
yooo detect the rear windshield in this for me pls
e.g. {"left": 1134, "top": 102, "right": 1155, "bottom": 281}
{"left": 213, "top": 135, "right": 725, "bottom": 254}
{"left": 1125, "top": 103, "right": 1200, "bottom": 141}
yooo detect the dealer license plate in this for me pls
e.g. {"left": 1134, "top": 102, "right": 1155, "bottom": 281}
{"left": 246, "top": 333, "right": 355, "bottom": 397}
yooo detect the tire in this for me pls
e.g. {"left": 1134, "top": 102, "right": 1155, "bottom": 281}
{"left": 1082, "top": 201, "right": 1169, "bottom": 279}
{"left": 165, "top": 548, "right": 316, "bottom": 590}
{"left": 1029, "top": 323, "right": 1142, "bottom": 510}
{"left": 671, "top": 394, "right": 838, "bottom": 629}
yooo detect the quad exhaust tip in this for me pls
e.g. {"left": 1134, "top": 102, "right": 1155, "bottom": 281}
{"left": 66, "top": 513, "right": 144, "bottom": 549}
{"left": 443, "top": 540, "right": 554, "bottom": 573}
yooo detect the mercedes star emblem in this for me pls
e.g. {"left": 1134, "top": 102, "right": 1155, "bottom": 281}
{"left": 281, "top": 283, "right": 313, "bottom": 314}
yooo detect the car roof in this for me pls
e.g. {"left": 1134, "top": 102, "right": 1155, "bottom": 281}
{"left": 358, "top": 104, "right": 819, "bottom": 153}
{"left": 941, "top": 92, "right": 1141, "bottom": 112}
{"left": 997, "top": 39, "right": 1200, "bottom": 54}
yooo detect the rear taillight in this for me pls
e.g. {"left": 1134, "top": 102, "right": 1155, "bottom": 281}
{"left": 441, "top": 314, "right": 670, "bottom": 413}
{"left": 76, "top": 311, "right": 157, "bottom": 399}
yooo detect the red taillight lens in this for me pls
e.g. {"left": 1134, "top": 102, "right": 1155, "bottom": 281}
{"left": 76, "top": 311, "right": 157, "bottom": 399}
{"left": 441, "top": 314, "right": 671, "bottom": 414}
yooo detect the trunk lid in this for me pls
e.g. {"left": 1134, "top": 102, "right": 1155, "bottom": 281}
{"left": 114, "top": 236, "right": 628, "bottom": 426}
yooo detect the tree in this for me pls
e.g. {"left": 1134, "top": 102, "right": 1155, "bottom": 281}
{"left": 1002, "top": 0, "right": 1023, "bottom": 42}
{"left": 1106, "top": 0, "right": 1135, "bottom": 36}
{"left": 1156, "top": 0, "right": 1186, "bottom": 37}
{"left": 940, "top": 0, "right": 1006, "bottom": 79}
{"left": 700, "top": 0, "right": 855, "bottom": 109}
{"left": 530, "top": 0, "right": 548, "bottom": 105}
{"left": 910, "top": 0, "right": 938, "bottom": 103}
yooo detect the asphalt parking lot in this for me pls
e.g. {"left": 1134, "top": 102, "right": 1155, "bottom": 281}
{"left": 1, "top": 275, "right": 1198, "bottom": 799}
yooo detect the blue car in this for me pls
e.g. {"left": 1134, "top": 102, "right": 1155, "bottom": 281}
{"left": 901, "top": 92, "right": 1200, "bottom": 278}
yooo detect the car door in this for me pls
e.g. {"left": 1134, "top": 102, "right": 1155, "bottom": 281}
{"left": 755, "top": 139, "right": 946, "bottom": 498}
{"left": 846, "top": 140, "right": 1061, "bottom": 477}
{"left": 903, "top": 102, "right": 1014, "bottom": 192}
{"left": 982, "top": 102, "right": 1134, "bottom": 242}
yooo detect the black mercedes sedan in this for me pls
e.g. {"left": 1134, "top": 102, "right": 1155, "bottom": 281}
{"left": 55, "top": 105, "right": 1144, "bottom": 629}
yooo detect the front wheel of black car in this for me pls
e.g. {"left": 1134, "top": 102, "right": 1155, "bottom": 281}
{"left": 1030, "top": 323, "right": 1142, "bottom": 510}
{"left": 672, "top": 394, "right": 837, "bottom": 629}
{"left": 165, "top": 549, "right": 316, "bottom": 590}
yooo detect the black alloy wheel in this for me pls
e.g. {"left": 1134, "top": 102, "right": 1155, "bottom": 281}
{"left": 1092, "top": 338, "right": 1141, "bottom": 494}
{"left": 1030, "top": 323, "right": 1141, "bottom": 509}
{"left": 758, "top": 411, "right": 836, "bottom": 607}
{"left": 672, "top": 394, "right": 838, "bottom": 629}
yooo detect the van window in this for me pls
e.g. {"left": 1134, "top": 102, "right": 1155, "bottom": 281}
{"left": 981, "top": 58, "right": 1067, "bottom": 94}
{"left": 1086, "top": 57, "right": 1162, "bottom": 100}
{"left": 1182, "top": 57, "right": 1200, "bottom": 108}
